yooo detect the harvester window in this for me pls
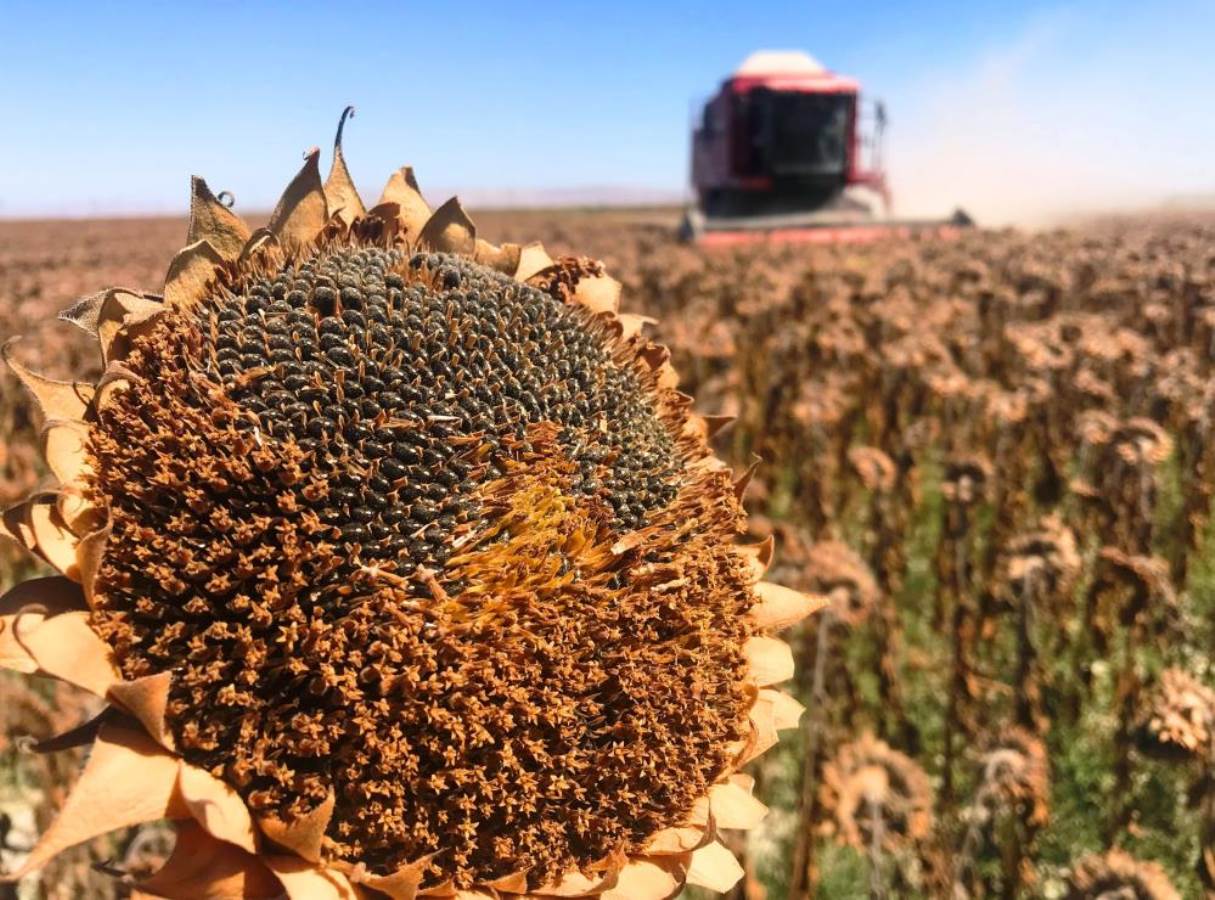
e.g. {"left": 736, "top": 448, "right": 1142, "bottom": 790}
{"left": 769, "top": 93, "right": 850, "bottom": 177}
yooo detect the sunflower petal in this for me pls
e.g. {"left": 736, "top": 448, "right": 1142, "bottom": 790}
{"left": 709, "top": 778, "right": 768, "bottom": 830}
{"left": 417, "top": 880, "right": 456, "bottom": 896}
{"left": 0, "top": 576, "right": 85, "bottom": 617}
{"left": 640, "top": 344, "right": 669, "bottom": 371}
{"left": 27, "top": 494, "right": 80, "bottom": 576}
{"left": 239, "top": 228, "right": 279, "bottom": 266}
{"left": 0, "top": 501, "right": 37, "bottom": 555}
{"left": 177, "top": 760, "right": 258, "bottom": 853}
{"left": 737, "top": 693, "right": 780, "bottom": 765}
{"left": 482, "top": 869, "right": 529, "bottom": 892}
{"left": 641, "top": 795, "right": 711, "bottom": 855}
{"left": 687, "top": 454, "right": 730, "bottom": 476}
{"left": 599, "top": 856, "right": 688, "bottom": 900}
{"left": 2, "top": 724, "right": 187, "bottom": 880}
{"left": 2, "top": 615, "right": 44, "bottom": 674}
{"left": 108, "top": 671, "right": 175, "bottom": 750}
{"left": 378, "top": 166, "right": 431, "bottom": 239}
{"left": 2, "top": 341, "right": 94, "bottom": 421}
{"left": 514, "top": 242, "right": 554, "bottom": 282}
{"left": 256, "top": 790, "right": 334, "bottom": 863}
{"left": 640, "top": 825, "right": 710, "bottom": 857}
{"left": 138, "top": 820, "right": 280, "bottom": 899}
{"left": 670, "top": 390, "right": 695, "bottom": 410}
{"left": 15, "top": 609, "right": 120, "bottom": 697}
{"left": 681, "top": 414, "right": 711, "bottom": 443}
{"left": 189, "top": 177, "right": 253, "bottom": 261}
{"left": 30, "top": 707, "right": 118, "bottom": 754}
{"left": 324, "top": 108, "right": 367, "bottom": 227}
{"left": 761, "top": 687, "right": 805, "bottom": 730}
{"left": 655, "top": 361, "right": 680, "bottom": 391}
{"left": 572, "top": 273, "right": 621, "bottom": 315}
{"left": 264, "top": 857, "right": 359, "bottom": 900}
{"left": 41, "top": 420, "right": 91, "bottom": 489}
{"left": 0, "top": 577, "right": 85, "bottom": 673}
{"left": 164, "top": 240, "right": 225, "bottom": 311}
{"left": 732, "top": 459, "right": 761, "bottom": 501}
{"left": 685, "top": 841, "right": 744, "bottom": 893}
{"left": 94, "top": 366, "right": 137, "bottom": 411}
{"left": 418, "top": 197, "right": 477, "bottom": 255}
{"left": 749, "top": 582, "right": 826, "bottom": 629}
{"left": 352, "top": 856, "right": 430, "bottom": 899}
{"left": 703, "top": 414, "right": 735, "bottom": 437}
{"left": 742, "top": 635, "right": 794, "bottom": 686}
{"left": 268, "top": 148, "right": 329, "bottom": 248}
{"left": 473, "top": 239, "right": 522, "bottom": 275}
{"left": 531, "top": 855, "right": 623, "bottom": 896}
{"left": 614, "top": 313, "right": 657, "bottom": 341}
{"left": 56, "top": 486, "right": 102, "bottom": 537}
{"left": 735, "top": 537, "right": 775, "bottom": 584}
{"left": 58, "top": 289, "right": 112, "bottom": 336}
{"left": 95, "top": 289, "right": 163, "bottom": 363}
{"left": 638, "top": 344, "right": 681, "bottom": 391}
{"left": 60, "top": 287, "right": 162, "bottom": 347}
{"left": 325, "top": 164, "right": 366, "bottom": 227}
{"left": 76, "top": 523, "right": 111, "bottom": 607}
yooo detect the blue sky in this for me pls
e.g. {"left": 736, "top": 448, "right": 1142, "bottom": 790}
{"left": 1, "top": 0, "right": 1212, "bottom": 221}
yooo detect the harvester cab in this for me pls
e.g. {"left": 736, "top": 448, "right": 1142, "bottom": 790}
{"left": 682, "top": 50, "right": 970, "bottom": 246}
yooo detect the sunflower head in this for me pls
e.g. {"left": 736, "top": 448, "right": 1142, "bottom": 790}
{"left": 1065, "top": 850, "right": 1181, "bottom": 900}
{"left": 1109, "top": 417, "right": 1173, "bottom": 468}
{"left": 0, "top": 114, "right": 824, "bottom": 898}
{"left": 941, "top": 455, "right": 992, "bottom": 507}
{"left": 803, "top": 541, "right": 879, "bottom": 627}
{"left": 819, "top": 733, "right": 933, "bottom": 853}
{"left": 1001, "top": 515, "right": 1081, "bottom": 600}
{"left": 1135, "top": 667, "right": 1215, "bottom": 762}
{"left": 846, "top": 446, "right": 896, "bottom": 494}
{"left": 973, "top": 728, "right": 1050, "bottom": 828}
{"left": 1095, "top": 548, "right": 1177, "bottom": 608}
{"left": 1078, "top": 410, "right": 1120, "bottom": 448}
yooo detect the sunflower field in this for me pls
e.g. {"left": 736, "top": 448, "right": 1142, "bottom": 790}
{"left": 0, "top": 180, "right": 1213, "bottom": 899}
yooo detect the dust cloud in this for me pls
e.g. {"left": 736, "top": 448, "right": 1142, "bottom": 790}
{"left": 883, "top": 15, "right": 1213, "bottom": 227}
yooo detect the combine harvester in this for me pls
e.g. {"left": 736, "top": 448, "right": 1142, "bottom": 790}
{"left": 681, "top": 50, "right": 971, "bottom": 246}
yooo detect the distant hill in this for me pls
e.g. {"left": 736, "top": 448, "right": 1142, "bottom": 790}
{"left": 1160, "top": 192, "right": 1215, "bottom": 211}
{"left": 426, "top": 185, "right": 687, "bottom": 211}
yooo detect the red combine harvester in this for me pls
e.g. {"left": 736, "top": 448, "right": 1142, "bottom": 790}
{"left": 682, "top": 50, "right": 970, "bottom": 246}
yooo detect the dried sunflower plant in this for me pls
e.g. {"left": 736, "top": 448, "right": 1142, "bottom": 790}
{"left": 1064, "top": 849, "right": 1181, "bottom": 900}
{"left": 818, "top": 733, "right": 934, "bottom": 899}
{"left": 634, "top": 217, "right": 1214, "bottom": 896}
{"left": 0, "top": 114, "right": 826, "bottom": 898}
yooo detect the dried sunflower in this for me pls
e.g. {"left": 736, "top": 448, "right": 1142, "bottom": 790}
{"left": 941, "top": 456, "right": 992, "bottom": 508}
{"left": 846, "top": 447, "right": 896, "bottom": 494}
{"left": 819, "top": 733, "right": 933, "bottom": 852}
{"left": 1072, "top": 367, "right": 1117, "bottom": 406}
{"left": 0, "top": 117, "right": 824, "bottom": 898}
{"left": 1096, "top": 548, "right": 1176, "bottom": 609}
{"left": 1136, "top": 668, "right": 1215, "bottom": 761}
{"left": 972, "top": 728, "right": 1050, "bottom": 828}
{"left": 980, "top": 385, "right": 1030, "bottom": 428}
{"left": 1000, "top": 516, "right": 1081, "bottom": 602}
{"left": 1109, "top": 418, "right": 1174, "bottom": 468}
{"left": 803, "top": 541, "right": 879, "bottom": 627}
{"left": 952, "top": 728, "right": 1050, "bottom": 898}
{"left": 1065, "top": 850, "right": 1181, "bottom": 900}
{"left": 1077, "top": 411, "right": 1120, "bottom": 449}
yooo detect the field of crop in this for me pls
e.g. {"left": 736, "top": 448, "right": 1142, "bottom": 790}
{"left": 1, "top": 208, "right": 1214, "bottom": 898}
